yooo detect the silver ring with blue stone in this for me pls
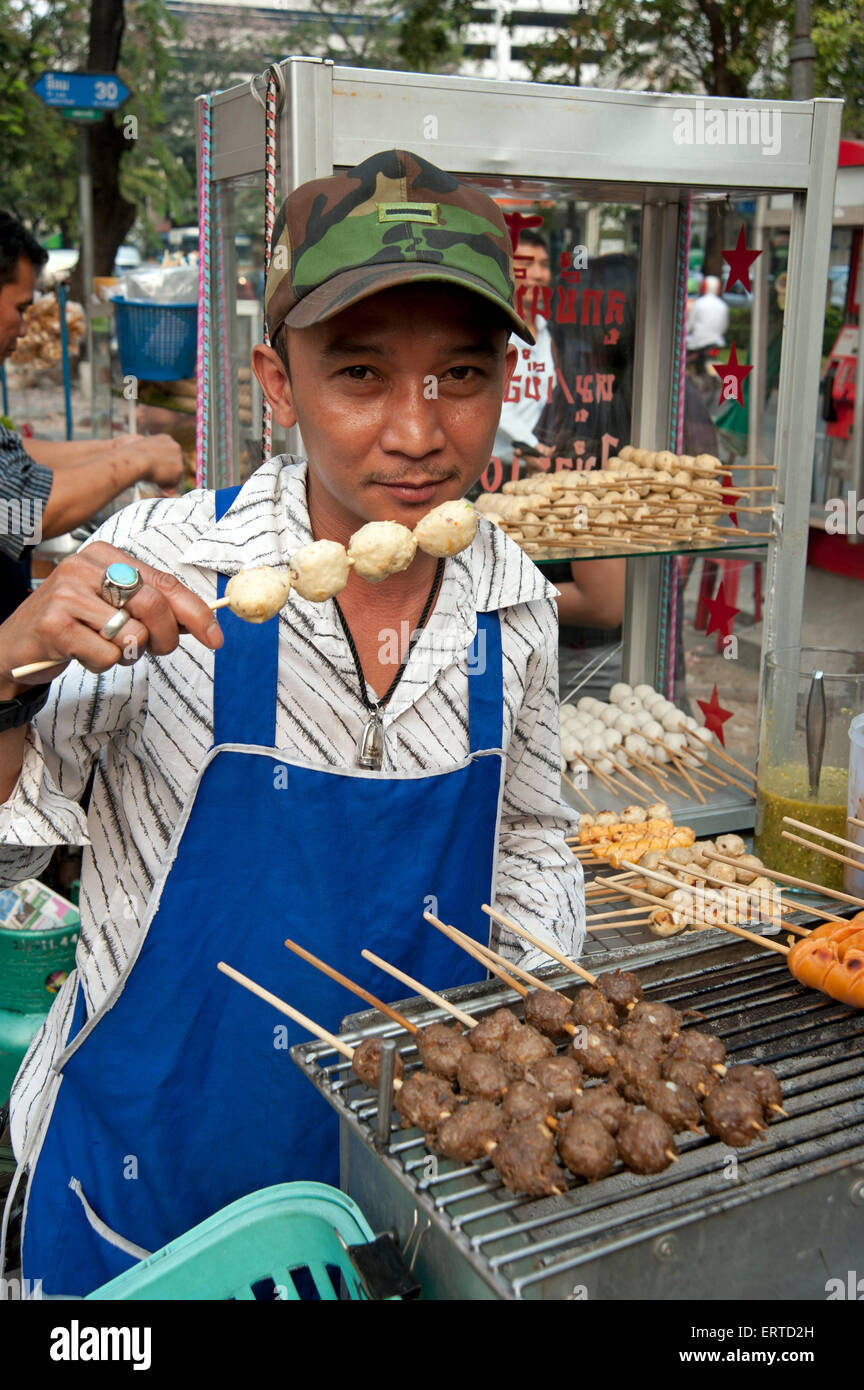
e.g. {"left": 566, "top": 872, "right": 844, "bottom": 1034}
{"left": 101, "top": 562, "right": 143, "bottom": 609}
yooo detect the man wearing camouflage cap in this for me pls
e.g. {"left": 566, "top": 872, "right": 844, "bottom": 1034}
{"left": 0, "top": 150, "right": 583, "bottom": 1296}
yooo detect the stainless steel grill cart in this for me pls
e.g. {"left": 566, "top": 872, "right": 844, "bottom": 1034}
{"left": 292, "top": 938, "right": 864, "bottom": 1300}
{"left": 200, "top": 62, "right": 843, "bottom": 836}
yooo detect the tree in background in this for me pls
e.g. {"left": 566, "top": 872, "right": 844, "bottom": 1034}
{"left": 812, "top": 1, "right": 864, "bottom": 134}
{"left": 519, "top": 0, "right": 862, "bottom": 272}
{"left": 0, "top": 0, "right": 82, "bottom": 239}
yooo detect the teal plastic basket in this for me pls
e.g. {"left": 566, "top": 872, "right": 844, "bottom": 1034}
{"left": 87, "top": 1183, "right": 392, "bottom": 1301}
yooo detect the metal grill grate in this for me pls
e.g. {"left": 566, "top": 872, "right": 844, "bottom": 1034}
{"left": 292, "top": 937, "right": 864, "bottom": 1300}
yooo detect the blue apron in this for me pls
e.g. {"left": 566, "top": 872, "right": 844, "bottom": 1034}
{"left": 20, "top": 487, "right": 508, "bottom": 1297}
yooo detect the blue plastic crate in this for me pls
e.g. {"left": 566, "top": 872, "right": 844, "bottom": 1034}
{"left": 87, "top": 1182, "right": 397, "bottom": 1301}
{"left": 111, "top": 296, "right": 198, "bottom": 382}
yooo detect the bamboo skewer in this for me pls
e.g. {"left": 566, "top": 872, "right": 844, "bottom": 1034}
{"left": 702, "top": 922, "right": 790, "bottom": 954}
{"left": 680, "top": 739, "right": 755, "bottom": 794}
{"left": 631, "top": 754, "right": 673, "bottom": 790}
{"left": 283, "top": 937, "right": 419, "bottom": 1035}
{"left": 608, "top": 758, "right": 659, "bottom": 798}
{"left": 691, "top": 739, "right": 757, "bottom": 783}
{"left": 579, "top": 756, "right": 644, "bottom": 802}
{"left": 217, "top": 961, "right": 355, "bottom": 1061}
{"left": 782, "top": 816, "right": 864, "bottom": 859}
{"left": 618, "top": 860, "right": 795, "bottom": 941}
{"left": 425, "top": 913, "right": 587, "bottom": 1015}
{"left": 423, "top": 911, "right": 529, "bottom": 997}
{"left": 705, "top": 851, "right": 864, "bottom": 911}
{"left": 848, "top": 815, "right": 864, "bottom": 832}
{"left": 655, "top": 857, "right": 810, "bottom": 936}
{"left": 780, "top": 829, "right": 864, "bottom": 876}
{"left": 586, "top": 918, "right": 654, "bottom": 931}
{"left": 13, "top": 591, "right": 236, "bottom": 680}
{"left": 360, "top": 948, "right": 478, "bottom": 1028}
{"left": 587, "top": 902, "right": 664, "bottom": 922}
{"left": 561, "top": 770, "right": 597, "bottom": 812}
{"left": 633, "top": 858, "right": 802, "bottom": 934}
{"left": 669, "top": 755, "right": 706, "bottom": 803}
{"left": 481, "top": 903, "right": 598, "bottom": 985}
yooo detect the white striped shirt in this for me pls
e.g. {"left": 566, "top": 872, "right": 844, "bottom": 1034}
{"left": 1, "top": 455, "right": 584, "bottom": 1156}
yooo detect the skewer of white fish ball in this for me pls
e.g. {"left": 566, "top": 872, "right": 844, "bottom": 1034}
{"left": 217, "top": 567, "right": 293, "bottom": 623}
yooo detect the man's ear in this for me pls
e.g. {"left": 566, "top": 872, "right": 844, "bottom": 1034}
{"left": 251, "top": 344, "right": 297, "bottom": 428}
{"left": 502, "top": 340, "right": 519, "bottom": 397}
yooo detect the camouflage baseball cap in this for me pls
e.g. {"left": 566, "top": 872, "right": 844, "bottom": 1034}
{"left": 265, "top": 148, "right": 535, "bottom": 345}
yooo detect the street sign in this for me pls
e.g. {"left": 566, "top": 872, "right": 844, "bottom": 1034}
{"left": 33, "top": 71, "right": 130, "bottom": 111}
{"left": 60, "top": 108, "right": 104, "bottom": 124}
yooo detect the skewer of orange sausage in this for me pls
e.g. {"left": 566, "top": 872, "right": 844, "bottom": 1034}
{"left": 786, "top": 914, "right": 864, "bottom": 1008}
{"left": 713, "top": 915, "right": 864, "bottom": 1008}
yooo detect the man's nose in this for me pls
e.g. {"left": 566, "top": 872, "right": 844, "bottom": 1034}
{"left": 379, "top": 377, "right": 446, "bottom": 457}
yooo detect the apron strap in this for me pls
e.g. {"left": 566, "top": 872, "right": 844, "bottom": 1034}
{"left": 212, "top": 486, "right": 279, "bottom": 748}
{"left": 468, "top": 610, "right": 503, "bottom": 753}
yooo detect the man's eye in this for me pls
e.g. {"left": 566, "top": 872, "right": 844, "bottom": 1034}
{"left": 342, "top": 365, "right": 376, "bottom": 381}
{"left": 444, "top": 366, "right": 477, "bottom": 382}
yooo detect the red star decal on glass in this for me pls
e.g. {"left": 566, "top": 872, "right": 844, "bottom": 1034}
{"left": 696, "top": 685, "right": 734, "bottom": 747}
{"left": 503, "top": 210, "right": 544, "bottom": 252}
{"left": 722, "top": 228, "right": 761, "bottom": 294}
{"left": 702, "top": 582, "right": 739, "bottom": 641}
{"left": 718, "top": 343, "right": 753, "bottom": 407}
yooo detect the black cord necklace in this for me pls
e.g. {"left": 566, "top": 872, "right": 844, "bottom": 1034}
{"left": 333, "top": 557, "right": 445, "bottom": 770}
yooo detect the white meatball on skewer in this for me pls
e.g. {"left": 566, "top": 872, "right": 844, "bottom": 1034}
{"left": 221, "top": 567, "right": 293, "bottom": 623}
{"left": 290, "top": 540, "right": 354, "bottom": 603}
{"left": 348, "top": 521, "right": 417, "bottom": 582}
{"left": 414, "top": 499, "right": 478, "bottom": 557}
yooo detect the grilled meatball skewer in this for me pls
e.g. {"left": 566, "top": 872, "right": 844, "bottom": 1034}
{"left": 490, "top": 1120, "right": 565, "bottom": 1196}
{"left": 726, "top": 1064, "right": 786, "bottom": 1118}
{"left": 703, "top": 1082, "right": 768, "bottom": 1146}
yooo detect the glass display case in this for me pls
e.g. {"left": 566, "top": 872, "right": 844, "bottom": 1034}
{"left": 198, "top": 60, "right": 842, "bottom": 836}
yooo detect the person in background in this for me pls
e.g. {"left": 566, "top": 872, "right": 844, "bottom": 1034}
{"left": 685, "top": 274, "right": 730, "bottom": 354}
{"left": 0, "top": 210, "right": 184, "bottom": 620}
{"left": 493, "top": 230, "right": 557, "bottom": 464}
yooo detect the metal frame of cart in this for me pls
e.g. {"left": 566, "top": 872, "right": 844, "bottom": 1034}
{"left": 198, "top": 60, "right": 842, "bottom": 833}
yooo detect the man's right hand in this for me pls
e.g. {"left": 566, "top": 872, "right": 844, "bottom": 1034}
{"left": 125, "top": 434, "right": 184, "bottom": 492}
{"left": 0, "top": 541, "right": 224, "bottom": 700}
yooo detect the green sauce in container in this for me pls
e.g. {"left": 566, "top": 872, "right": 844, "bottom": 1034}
{"left": 754, "top": 763, "right": 848, "bottom": 891}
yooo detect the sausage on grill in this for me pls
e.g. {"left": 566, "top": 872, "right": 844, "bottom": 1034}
{"left": 618, "top": 1019, "right": 668, "bottom": 1061}
{"left": 456, "top": 1050, "right": 509, "bottom": 1102}
{"left": 703, "top": 1082, "right": 766, "bottom": 1147}
{"left": 490, "top": 1120, "right": 563, "bottom": 1196}
{"left": 609, "top": 1045, "right": 661, "bottom": 1104}
{"left": 498, "top": 1023, "right": 557, "bottom": 1080}
{"left": 416, "top": 1022, "right": 473, "bottom": 1080}
{"left": 523, "top": 988, "right": 574, "bottom": 1041}
{"left": 725, "top": 1064, "right": 784, "bottom": 1118}
{"left": 569, "top": 1027, "right": 620, "bottom": 1077}
{"left": 570, "top": 987, "right": 618, "bottom": 1032}
{"left": 628, "top": 999, "right": 682, "bottom": 1040}
{"left": 437, "top": 1099, "right": 504, "bottom": 1161}
{"left": 597, "top": 969, "right": 644, "bottom": 1015}
{"left": 569, "top": 1083, "right": 632, "bottom": 1135}
{"left": 469, "top": 1007, "right": 520, "bottom": 1054}
{"left": 617, "top": 1110, "right": 679, "bottom": 1174}
{"left": 661, "top": 1055, "right": 718, "bottom": 1097}
{"left": 395, "top": 1071, "right": 457, "bottom": 1132}
{"left": 502, "top": 1080, "right": 555, "bottom": 1126}
{"left": 641, "top": 1078, "right": 702, "bottom": 1134}
{"left": 351, "top": 1037, "right": 406, "bottom": 1089}
{"left": 525, "top": 1054, "right": 584, "bottom": 1112}
{"left": 557, "top": 1113, "right": 617, "bottom": 1181}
